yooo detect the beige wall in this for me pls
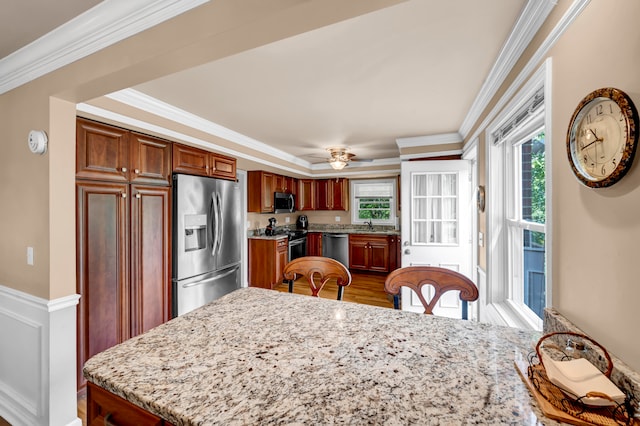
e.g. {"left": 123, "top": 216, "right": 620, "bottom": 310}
{"left": 548, "top": 0, "right": 640, "bottom": 371}
{"left": 0, "top": 88, "right": 51, "bottom": 298}
{"left": 470, "top": 1, "right": 640, "bottom": 371}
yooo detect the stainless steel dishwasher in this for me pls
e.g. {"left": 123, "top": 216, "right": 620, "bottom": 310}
{"left": 322, "top": 233, "right": 349, "bottom": 267}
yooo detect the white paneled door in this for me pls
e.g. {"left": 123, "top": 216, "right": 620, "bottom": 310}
{"left": 400, "top": 160, "right": 473, "bottom": 318}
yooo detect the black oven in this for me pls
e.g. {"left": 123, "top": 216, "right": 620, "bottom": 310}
{"left": 283, "top": 230, "right": 307, "bottom": 292}
{"left": 287, "top": 230, "right": 307, "bottom": 261}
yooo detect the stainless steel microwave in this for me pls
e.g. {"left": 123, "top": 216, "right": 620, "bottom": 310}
{"left": 274, "top": 192, "right": 295, "bottom": 213}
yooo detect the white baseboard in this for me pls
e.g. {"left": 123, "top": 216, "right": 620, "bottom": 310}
{"left": 0, "top": 284, "right": 80, "bottom": 426}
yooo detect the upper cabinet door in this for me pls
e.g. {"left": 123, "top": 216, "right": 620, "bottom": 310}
{"left": 330, "top": 178, "right": 349, "bottom": 210}
{"left": 316, "top": 179, "right": 330, "bottom": 210}
{"left": 76, "top": 118, "right": 130, "bottom": 182}
{"left": 172, "top": 143, "right": 209, "bottom": 176}
{"left": 297, "top": 179, "right": 316, "bottom": 211}
{"left": 209, "top": 153, "right": 236, "bottom": 180}
{"left": 130, "top": 132, "right": 172, "bottom": 186}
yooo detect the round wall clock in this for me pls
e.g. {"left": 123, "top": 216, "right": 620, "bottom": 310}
{"left": 566, "top": 87, "right": 638, "bottom": 188}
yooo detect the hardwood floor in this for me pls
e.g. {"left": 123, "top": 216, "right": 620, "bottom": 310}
{"left": 273, "top": 270, "right": 394, "bottom": 308}
{"left": 75, "top": 271, "right": 393, "bottom": 423}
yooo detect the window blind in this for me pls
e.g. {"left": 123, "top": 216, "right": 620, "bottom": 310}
{"left": 353, "top": 182, "right": 394, "bottom": 198}
{"left": 492, "top": 87, "right": 544, "bottom": 145}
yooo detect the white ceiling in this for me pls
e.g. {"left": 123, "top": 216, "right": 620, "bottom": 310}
{"left": 1, "top": 0, "right": 535, "bottom": 168}
{"left": 0, "top": 0, "right": 102, "bottom": 58}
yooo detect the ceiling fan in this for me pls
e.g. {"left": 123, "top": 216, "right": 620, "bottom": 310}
{"left": 326, "top": 147, "right": 371, "bottom": 170}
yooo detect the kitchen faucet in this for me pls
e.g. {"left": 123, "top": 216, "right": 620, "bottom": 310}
{"left": 365, "top": 220, "right": 374, "bottom": 231}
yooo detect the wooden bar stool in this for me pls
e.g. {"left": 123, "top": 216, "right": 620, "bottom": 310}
{"left": 283, "top": 256, "right": 352, "bottom": 300}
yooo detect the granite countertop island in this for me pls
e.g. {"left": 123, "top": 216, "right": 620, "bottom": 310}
{"left": 84, "top": 287, "right": 558, "bottom": 425}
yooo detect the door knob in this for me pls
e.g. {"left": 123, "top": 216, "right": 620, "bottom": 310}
{"left": 404, "top": 248, "right": 411, "bottom": 255}
{"left": 403, "top": 241, "right": 410, "bottom": 246}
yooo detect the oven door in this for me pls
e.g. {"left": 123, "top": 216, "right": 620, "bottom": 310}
{"left": 288, "top": 237, "right": 306, "bottom": 261}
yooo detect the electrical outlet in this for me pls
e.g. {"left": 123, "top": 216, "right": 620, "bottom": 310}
{"left": 285, "top": 217, "right": 290, "bottom": 223}
{"left": 478, "top": 232, "right": 484, "bottom": 247}
{"left": 335, "top": 216, "right": 341, "bottom": 222}
{"left": 27, "top": 247, "right": 34, "bottom": 265}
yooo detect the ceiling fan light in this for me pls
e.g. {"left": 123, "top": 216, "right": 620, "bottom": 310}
{"left": 330, "top": 158, "right": 348, "bottom": 170}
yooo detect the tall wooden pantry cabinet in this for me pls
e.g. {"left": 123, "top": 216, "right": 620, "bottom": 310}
{"left": 75, "top": 118, "right": 172, "bottom": 389}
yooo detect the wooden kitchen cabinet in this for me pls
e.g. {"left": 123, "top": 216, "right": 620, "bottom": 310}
{"left": 297, "top": 179, "right": 316, "bottom": 211}
{"left": 248, "top": 170, "right": 275, "bottom": 213}
{"left": 209, "top": 152, "right": 236, "bottom": 180}
{"left": 172, "top": 143, "right": 236, "bottom": 180}
{"left": 87, "top": 382, "right": 173, "bottom": 426}
{"left": 274, "top": 174, "right": 296, "bottom": 193}
{"left": 389, "top": 234, "right": 400, "bottom": 271}
{"left": 76, "top": 118, "right": 130, "bottom": 182}
{"left": 307, "top": 232, "right": 323, "bottom": 256}
{"left": 172, "top": 143, "right": 207, "bottom": 176}
{"left": 248, "top": 238, "right": 289, "bottom": 289}
{"left": 76, "top": 118, "right": 172, "bottom": 391}
{"left": 130, "top": 185, "right": 171, "bottom": 337}
{"left": 348, "top": 234, "right": 392, "bottom": 273}
{"left": 129, "top": 132, "right": 172, "bottom": 185}
{"left": 76, "top": 118, "right": 172, "bottom": 185}
{"left": 76, "top": 181, "right": 171, "bottom": 390}
{"left": 305, "top": 178, "right": 348, "bottom": 211}
{"left": 76, "top": 181, "right": 131, "bottom": 390}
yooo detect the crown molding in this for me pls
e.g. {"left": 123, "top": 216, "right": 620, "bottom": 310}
{"left": 106, "top": 88, "right": 312, "bottom": 168}
{"left": 399, "top": 149, "right": 463, "bottom": 161}
{"left": 396, "top": 132, "right": 462, "bottom": 149}
{"left": 0, "top": 0, "right": 208, "bottom": 95}
{"left": 466, "top": 0, "right": 589, "bottom": 146}
{"left": 458, "top": 0, "right": 557, "bottom": 139}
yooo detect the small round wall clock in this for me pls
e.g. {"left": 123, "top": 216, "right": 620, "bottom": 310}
{"left": 566, "top": 87, "right": 639, "bottom": 188}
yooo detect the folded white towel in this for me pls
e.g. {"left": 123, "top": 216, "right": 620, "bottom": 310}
{"left": 541, "top": 353, "right": 625, "bottom": 406}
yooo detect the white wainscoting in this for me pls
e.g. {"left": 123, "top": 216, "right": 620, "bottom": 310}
{"left": 0, "top": 284, "right": 81, "bottom": 426}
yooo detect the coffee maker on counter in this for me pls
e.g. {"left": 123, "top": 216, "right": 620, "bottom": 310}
{"left": 296, "top": 215, "right": 308, "bottom": 230}
{"left": 265, "top": 217, "right": 277, "bottom": 236}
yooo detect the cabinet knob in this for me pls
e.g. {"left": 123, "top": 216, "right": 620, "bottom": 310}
{"left": 121, "top": 167, "right": 127, "bottom": 172}
{"left": 403, "top": 241, "right": 410, "bottom": 246}
{"left": 134, "top": 169, "right": 140, "bottom": 174}
{"left": 122, "top": 193, "right": 127, "bottom": 199}
{"left": 135, "top": 193, "right": 141, "bottom": 199}
{"left": 404, "top": 248, "right": 411, "bottom": 255}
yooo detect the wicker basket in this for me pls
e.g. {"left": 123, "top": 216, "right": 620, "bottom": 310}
{"left": 527, "top": 331, "right": 636, "bottom": 426}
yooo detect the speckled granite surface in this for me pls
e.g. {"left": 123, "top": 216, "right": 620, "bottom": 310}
{"left": 85, "top": 288, "right": 558, "bottom": 425}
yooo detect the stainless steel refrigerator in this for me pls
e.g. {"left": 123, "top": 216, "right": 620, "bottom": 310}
{"left": 172, "top": 173, "right": 241, "bottom": 316}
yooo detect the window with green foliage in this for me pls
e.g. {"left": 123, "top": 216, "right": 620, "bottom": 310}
{"left": 350, "top": 179, "right": 396, "bottom": 225}
{"left": 509, "top": 130, "right": 546, "bottom": 319}
{"left": 487, "top": 62, "right": 549, "bottom": 331}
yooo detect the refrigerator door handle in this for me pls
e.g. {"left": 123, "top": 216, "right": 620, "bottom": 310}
{"left": 180, "top": 267, "right": 238, "bottom": 288}
{"left": 215, "top": 192, "right": 223, "bottom": 256}
{"left": 211, "top": 192, "right": 221, "bottom": 256}
{"left": 209, "top": 195, "right": 216, "bottom": 255}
